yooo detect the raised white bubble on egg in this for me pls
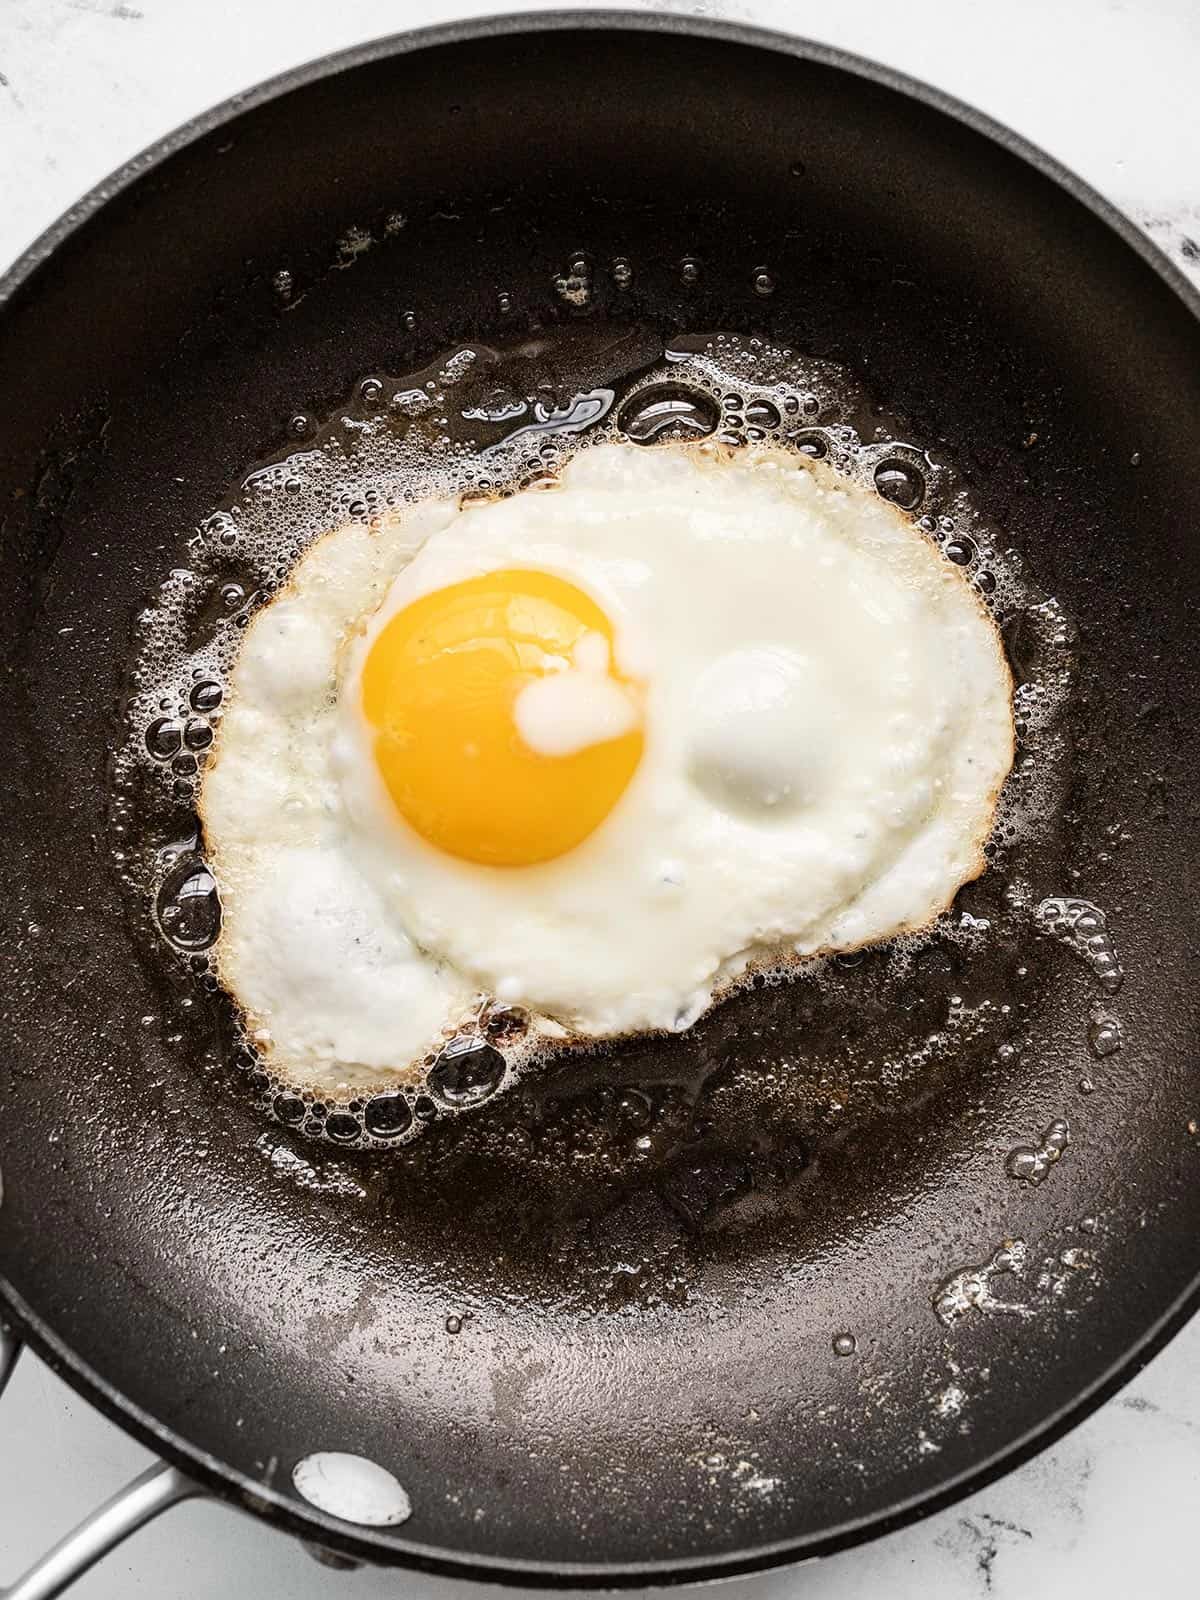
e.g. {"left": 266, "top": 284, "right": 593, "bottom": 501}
{"left": 686, "top": 646, "right": 832, "bottom": 817}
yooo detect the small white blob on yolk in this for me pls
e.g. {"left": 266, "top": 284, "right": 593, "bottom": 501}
{"left": 513, "top": 631, "right": 640, "bottom": 757}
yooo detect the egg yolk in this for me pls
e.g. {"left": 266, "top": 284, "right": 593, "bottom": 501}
{"left": 360, "top": 568, "right": 644, "bottom": 866}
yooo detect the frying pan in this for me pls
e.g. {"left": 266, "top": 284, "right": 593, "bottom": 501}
{"left": 2, "top": 10, "right": 1200, "bottom": 1594}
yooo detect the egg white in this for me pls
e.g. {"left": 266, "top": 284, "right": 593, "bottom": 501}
{"left": 201, "top": 442, "right": 1013, "bottom": 1096}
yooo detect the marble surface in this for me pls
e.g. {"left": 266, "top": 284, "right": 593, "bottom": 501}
{"left": 1, "top": 1, "right": 1198, "bottom": 1596}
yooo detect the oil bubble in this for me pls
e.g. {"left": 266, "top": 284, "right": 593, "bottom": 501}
{"left": 189, "top": 680, "right": 223, "bottom": 713}
{"left": 1087, "top": 1009, "right": 1122, "bottom": 1058}
{"left": 790, "top": 430, "right": 828, "bottom": 459}
{"left": 364, "top": 1092, "right": 413, "bottom": 1139}
{"left": 874, "top": 459, "right": 925, "bottom": 510}
{"left": 1006, "top": 1117, "right": 1069, "bottom": 1185}
{"left": 145, "top": 717, "right": 183, "bottom": 760}
{"left": 274, "top": 1094, "right": 305, "bottom": 1125}
{"left": 157, "top": 860, "right": 221, "bottom": 952}
{"left": 428, "top": 1038, "right": 506, "bottom": 1107}
{"left": 484, "top": 1006, "right": 529, "bottom": 1043}
{"left": 1036, "top": 898, "right": 1123, "bottom": 994}
{"left": 618, "top": 385, "right": 719, "bottom": 445}
{"left": 744, "top": 398, "right": 781, "bottom": 430}
{"left": 554, "top": 257, "right": 592, "bottom": 308}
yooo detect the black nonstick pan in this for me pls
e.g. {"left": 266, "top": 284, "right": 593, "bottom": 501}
{"left": 2, "top": 11, "right": 1200, "bottom": 1593}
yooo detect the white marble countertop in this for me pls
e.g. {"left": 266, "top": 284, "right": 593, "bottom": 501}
{"left": 1, "top": 2, "right": 1197, "bottom": 1596}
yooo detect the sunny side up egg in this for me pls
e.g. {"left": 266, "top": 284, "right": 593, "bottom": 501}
{"left": 199, "top": 442, "right": 1014, "bottom": 1097}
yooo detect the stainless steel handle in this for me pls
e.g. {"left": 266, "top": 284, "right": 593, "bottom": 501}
{"left": 0, "top": 1329, "right": 204, "bottom": 1600}
{"left": 0, "top": 1326, "right": 19, "bottom": 1399}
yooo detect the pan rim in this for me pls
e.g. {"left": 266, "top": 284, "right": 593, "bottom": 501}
{"left": 2, "top": 7, "right": 1198, "bottom": 1583}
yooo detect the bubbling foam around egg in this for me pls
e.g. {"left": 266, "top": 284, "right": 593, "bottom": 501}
{"left": 112, "top": 328, "right": 1075, "bottom": 1148}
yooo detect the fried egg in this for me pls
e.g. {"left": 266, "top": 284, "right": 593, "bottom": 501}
{"left": 200, "top": 442, "right": 1014, "bottom": 1096}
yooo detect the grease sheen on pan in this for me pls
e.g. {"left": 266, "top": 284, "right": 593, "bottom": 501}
{"left": 200, "top": 442, "right": 1014, "bottom": 1096}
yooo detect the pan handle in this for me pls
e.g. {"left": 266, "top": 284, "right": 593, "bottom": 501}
{"left": 0, "top": 1326, "right": 19, "bottom": 1399}
{"left": 0, "top": 1329, "right": 203, "bottom": 1600}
